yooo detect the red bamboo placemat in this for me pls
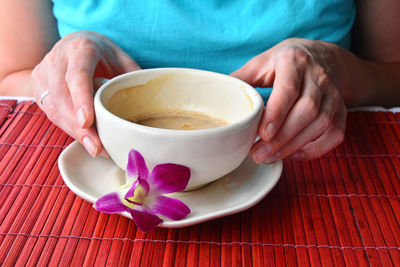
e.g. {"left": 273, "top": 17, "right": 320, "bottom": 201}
{"left": 1, "top": 100, "right": 400, "bottom": 266}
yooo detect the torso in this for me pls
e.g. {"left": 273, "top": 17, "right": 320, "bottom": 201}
{"left": 52, "top": 0, "right": 355, "bottom": 74}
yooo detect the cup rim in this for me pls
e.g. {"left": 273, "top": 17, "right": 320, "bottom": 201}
{"left": 94, "top": 68, "right": 264, "bottom": 137}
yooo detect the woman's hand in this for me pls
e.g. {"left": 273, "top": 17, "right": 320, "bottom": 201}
{"left": 32, "top": 31, "right": 140, "bottom": 157}
{"left": 232, "top": 38, "right": 347, "bottom": 164}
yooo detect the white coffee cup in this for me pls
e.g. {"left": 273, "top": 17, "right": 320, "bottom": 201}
{"left": 94, "top": 68, "right": 264, "bottom": 190}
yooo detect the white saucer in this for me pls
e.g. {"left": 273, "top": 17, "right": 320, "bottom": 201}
{"left": 58, "top": 141, "right": 283, "bottom": 228}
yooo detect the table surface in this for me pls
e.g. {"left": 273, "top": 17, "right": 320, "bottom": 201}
{"left": 1, "top": 99, "right": 400, "bottom": 266}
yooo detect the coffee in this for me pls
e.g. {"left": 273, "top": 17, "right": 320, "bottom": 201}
{"left": 134, "top": 110, "right": 228, "bottom": 130}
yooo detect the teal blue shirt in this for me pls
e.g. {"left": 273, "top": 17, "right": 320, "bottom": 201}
{"left": 51, "top": 0, "right": 355, "bottom": 99}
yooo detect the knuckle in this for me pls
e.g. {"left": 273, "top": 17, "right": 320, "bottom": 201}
{"left": 281, "top": 81, "right": 300, "bottom": 100}
{"left": 300, "top": 97, "right": 319, "bottom": 119}
{"left": 294, "top": 49, "right": 310, "bottom": 66}
{"left": 317, "top": 112, "right": 333, "bottom": 132}
{"left": 277, "top": 47, "right": 295, "bottom": 62}
{"left": 44, "top": 49, "right": 61, "bottom": 66}
{"left": 278, "top": 48, "right": 294, "bottom": 61}
{"left": 330, "top": 87, "right": 340, "bottom": 101}
{"left": 316, "top": 67, "right": 330, "bottom": 87}
{"left": 279, "top": 46, "right": 310, "bottom": 67}
{"left": 282, "top": 37, "right": 296, "bottom": 44}
{"left": 69, "top": 37, "right": 95, "bottom": 49}
{"left": 64, "top": 71, "right": 74, "bottom": 85}
{"left": 65, "top": 68, "right": 89, "bottom": 84}
{"left": 68, "top": 38, "right": 100, "bottom": 57}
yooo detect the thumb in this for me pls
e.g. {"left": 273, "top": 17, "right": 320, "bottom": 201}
{"left": 114, "top": 48, "right": 141, "bottom": 73}
{"left": 94, "top": 49, "right": 140, "bottom": 79}
{"left": 231, "top": 53, "right": 275, "bottom": 88}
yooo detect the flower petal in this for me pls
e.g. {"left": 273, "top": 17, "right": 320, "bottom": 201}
{"left": 94, "top": 192, "right": 126, "bottom": 213}
{"left": 125, "top": 178, "right": 149, "bottom": 199}
{"left": 149, "top": 164, "right": 190, "bottom": 193}
{"left": 125, "top": 179, "right": 138, "bottom": 199}
{"left": 126, "top": 150, "right": 150, "bottom": 180}
{"left": 152, "top": 195, "right": 190, "bottom": 220}
{"left": 129, "top": 208, "right": 163, "bottom": 232}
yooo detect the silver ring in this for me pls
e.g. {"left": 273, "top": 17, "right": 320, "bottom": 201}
{"left": 40, "top": 90, "right": 50, "bottom": 105}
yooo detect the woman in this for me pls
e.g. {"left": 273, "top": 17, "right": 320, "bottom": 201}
{"left": 1, "top": 0, "right": 399, "bottom": 164}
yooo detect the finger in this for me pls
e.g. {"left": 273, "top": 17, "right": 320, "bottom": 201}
{"left": 61, "top": 119, "right": 105, "bottom": 158}
{"left": 251, "top": 138, "right": 274, "bottom": 164}
{"left": 256, "top": 69, "right": 327, "bottom": 158}
{"left": 35, "top": 48, "right": 104, "bottom": 157}
{"left": 267, "top": 87, "right": 339, "bottom": 161}
{"left": 42, "top": 52, "right": 70, "bottom": 109}
{"left": 77, "top": 127, "right": 106, "bottom": 158}
{"left": 113, "top": 47, "right": 141, "bottom": 73}
{"left": 33, "top": 50, "right": 66, "bottom": 104}
{"left": 98, "top": 33, "right": 141, "bottom": 75}
{"left": 65, "top": 47, "right": 99, "bottom": 129}
{"left": 259, "top": 56, "right": 305, "bottom": 141}
{"left": 296, "top": 102, "right": 346, "bottom": 160}
{"left": 231, "top": 53, "right": 275, "bottom": 88}
{"left": 95, "top": 48, "right": 140, "bottom": 78}
{"left": 47, "top": 94, "right": 105, "bottom": 158}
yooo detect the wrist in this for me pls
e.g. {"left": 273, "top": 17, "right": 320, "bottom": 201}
{"left": 322, "top": 41, "right": 377, "bottom": 107}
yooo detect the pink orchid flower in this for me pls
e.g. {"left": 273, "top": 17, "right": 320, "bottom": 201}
{"left": 94, "top": 149, "right": 191, "bottom": 232}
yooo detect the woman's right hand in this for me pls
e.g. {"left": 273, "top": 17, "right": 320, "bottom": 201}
{"left": 32, "top": 30, "right": 140, "bottom": 157}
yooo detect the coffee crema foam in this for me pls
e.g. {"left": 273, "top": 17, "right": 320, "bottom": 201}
{"left": 133, "top": 110, "right": 228, "bottom": 130}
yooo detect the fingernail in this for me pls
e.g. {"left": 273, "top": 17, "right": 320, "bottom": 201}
{"left": 264, "top": 123, "right": 277, "bottom": 140}
{"left": 100, "top": 149, "right": 109, "bottom": 158}
{"left": 263, "top": 152, "right": 281, "bottom": 164}
{"left": 77, "top": 108, "right": 86, "bottom": 128}
{"left": 83, "top": 136, "right": 97, "bottom": 157}
{"left": 254, "top": 143, "right": 273, "bottom": 162}
{"left": 290, "top": 152, "right": 305, "bottom": 161}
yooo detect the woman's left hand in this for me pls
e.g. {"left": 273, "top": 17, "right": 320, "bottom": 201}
{"left": 232, "top": 38, "right": 347, "bottom": 164}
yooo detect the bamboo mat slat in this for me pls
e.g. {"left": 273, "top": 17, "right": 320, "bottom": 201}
{"left": 1, "top": 100, "right": 400, "bottom": 266}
